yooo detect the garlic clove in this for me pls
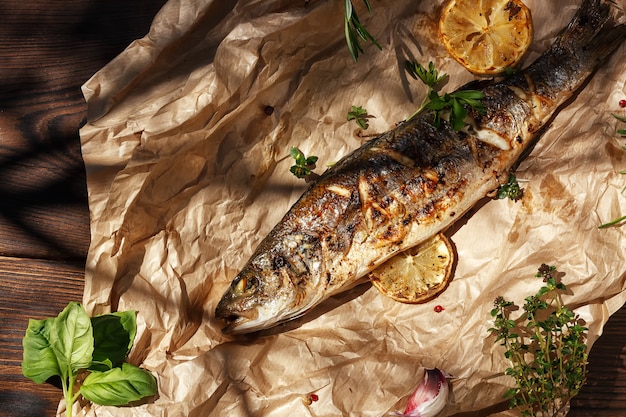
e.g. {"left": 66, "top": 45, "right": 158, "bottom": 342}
{"left": 391, "top": 368, "right": 450, "bottom": 417}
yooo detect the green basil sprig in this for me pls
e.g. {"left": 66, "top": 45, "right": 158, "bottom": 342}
{"left": 22, "top": 302, "right": 157, "bottom": 417}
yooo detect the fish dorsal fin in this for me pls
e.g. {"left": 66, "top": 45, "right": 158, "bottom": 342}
{"left": 369, "top": 233, "right": 455, "bottom": 304}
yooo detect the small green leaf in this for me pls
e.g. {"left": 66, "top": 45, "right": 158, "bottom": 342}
{"left": 289, "top": 147, "right": 318, "bottom": 179}
{"left": 450, "top": 98, "right": 466, "bottom": 131}
{"left": 347, "top": 105, "right": 370, "bottom": 129}
{"left": 305, "top": 155, "right": 319, "bottom": 165}
{"left": 289, "top": 146, "right": 303, "bottom": 161}
{"left": 22, "top": 318, "right": 61, "bottom": 384}
{"left": 426, "top": 91, "right": 447, "bottom": 111}
{"left": 497, "top": 174, "right": 524, "bottom": 201}
{"left": 90, "top": 311, "right": 137, "bottom": 371}
{"left": 49, "top": 302, "right": 94, "bottom": 379}
{"left": 292, "top": 147, "right": 307, "bottom": 166}
{"left": 80, "top": 363, "right": 157, "bottom": 406}
{"left": 290, "top": 165, "right": 311, "bottom": 179}
{"left": 406, "top": 60, "right": 447, "bottom": 89}
{"left": 91, "top": 359, "right": 114, "bottom": 370}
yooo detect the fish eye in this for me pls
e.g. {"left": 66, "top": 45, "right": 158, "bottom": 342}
{"left": 233, "top": 275, "right": 258, "bottom": 295}
{"left": 234, "top": 277, "right": 247, "bottom": 295}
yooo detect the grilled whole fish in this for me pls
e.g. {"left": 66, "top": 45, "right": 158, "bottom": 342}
{"left": 215, "top": 0, "right": 626, "bottom": 334}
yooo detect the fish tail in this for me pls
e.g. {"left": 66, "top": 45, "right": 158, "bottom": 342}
{"left": 521, "top": 0, "right": 625, "bottom": 110}
{"left": 555, "top": 0, "right": 626, "bottom": 64}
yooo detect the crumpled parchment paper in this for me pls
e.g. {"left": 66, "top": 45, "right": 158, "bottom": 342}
{"left": 76, "top": 0, "right": 626, "bottom": 415}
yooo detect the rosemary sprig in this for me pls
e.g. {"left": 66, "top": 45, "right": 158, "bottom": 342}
{"left": 344, "top": 0, "right": 381, "bottom": 62}
{"left": 489, "top": 265, "right": 588, "bottom": 417}
{"left": 598, "top": 113, "right": 626, "bottom": 228}
{"left": 405, "top": 60, "right": 485, "bottom": 130}
{"left": 614, "top": 113, "right": 626, "bottom": 135}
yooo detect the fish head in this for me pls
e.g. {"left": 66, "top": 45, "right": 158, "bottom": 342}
{"left": 214, "top": 263, "right": 304, "bottom": 334}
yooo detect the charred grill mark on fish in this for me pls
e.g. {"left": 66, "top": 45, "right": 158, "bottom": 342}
{"left": 215, "top": 0, "right": 626, "bottom": 334}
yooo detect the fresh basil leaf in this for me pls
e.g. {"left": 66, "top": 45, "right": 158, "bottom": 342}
{"left": 91, "top": 359, "right": 114, "bottom": 370}
{"left": 90, "top": 311, "right": 136, "bottom": 371}
{"left": 49, "top": 302, "right": 94, "bottom": 379}
{"left": 80, "top": 363, "right": 157, "bottom": 406}
{"left": 22, "top": 318, "right": 61, "bottom": 384}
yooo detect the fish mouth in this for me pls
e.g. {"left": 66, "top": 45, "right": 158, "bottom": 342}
{"left": 215, "top": 309, "right": 259, "bottom": 334}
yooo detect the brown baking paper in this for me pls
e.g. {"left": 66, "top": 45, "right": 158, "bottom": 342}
{"left": 76, "top": 0, "right": 626, "bottom": 416}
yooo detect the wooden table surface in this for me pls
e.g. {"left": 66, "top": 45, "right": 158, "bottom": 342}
{"left": 0, "top": 1, "right": 624, "bottom": 416}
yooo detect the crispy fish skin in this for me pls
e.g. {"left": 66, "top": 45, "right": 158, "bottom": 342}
{"left": 215, "top": 0, "right": 626, "bottom": 334}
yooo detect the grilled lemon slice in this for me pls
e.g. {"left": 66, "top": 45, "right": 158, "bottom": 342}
{"left": 369, "top": 233, "right": 454, "bottom": 304}
{"left": 439, "top": 0, "right": 533, "bottom": 75}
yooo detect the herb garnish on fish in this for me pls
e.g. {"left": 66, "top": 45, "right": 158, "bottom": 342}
{"left": 405, "top": 60, "right": 485, "bottom": 130}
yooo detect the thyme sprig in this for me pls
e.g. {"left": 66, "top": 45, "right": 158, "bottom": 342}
{"left": 344, "top": 0, "right": 381, "bottom": 62}
{"left": 405, "top": 60, "right": 485, "bottom": 130}
{"left": 497, "top": 173, "right": 524, "bottom": 202}
{"left": 489, "top": 265, "right": 588, "bottom": 417}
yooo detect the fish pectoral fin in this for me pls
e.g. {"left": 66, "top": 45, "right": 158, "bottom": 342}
{"left": 368, "top": 233, "right": 455, "bottom": 304}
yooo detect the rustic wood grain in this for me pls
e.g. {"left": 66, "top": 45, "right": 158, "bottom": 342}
{"left": 0, "top": 1, "right": 624, "bottom": 416}
{"left": 0, "top": 1, "right": 167, "bottom": 416}
{"left": 0, "top": 0, "right": 168, "bottom": 260}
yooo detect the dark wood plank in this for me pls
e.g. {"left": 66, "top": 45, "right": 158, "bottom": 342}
{"left": 0, "top": 1, "right": 167, "bottom": 416}
{"left": 569, "top": 304, "right": 626, "bottom": 415}
{"left": 0, "top": 0, "right": 168, "bottom": 260}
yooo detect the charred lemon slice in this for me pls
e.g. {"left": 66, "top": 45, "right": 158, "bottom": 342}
{"left": 439, "top": 0, "right": 533, "bottom": 75}
{"left": 369, "top": 233, "right": 454, "bottom": 304}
